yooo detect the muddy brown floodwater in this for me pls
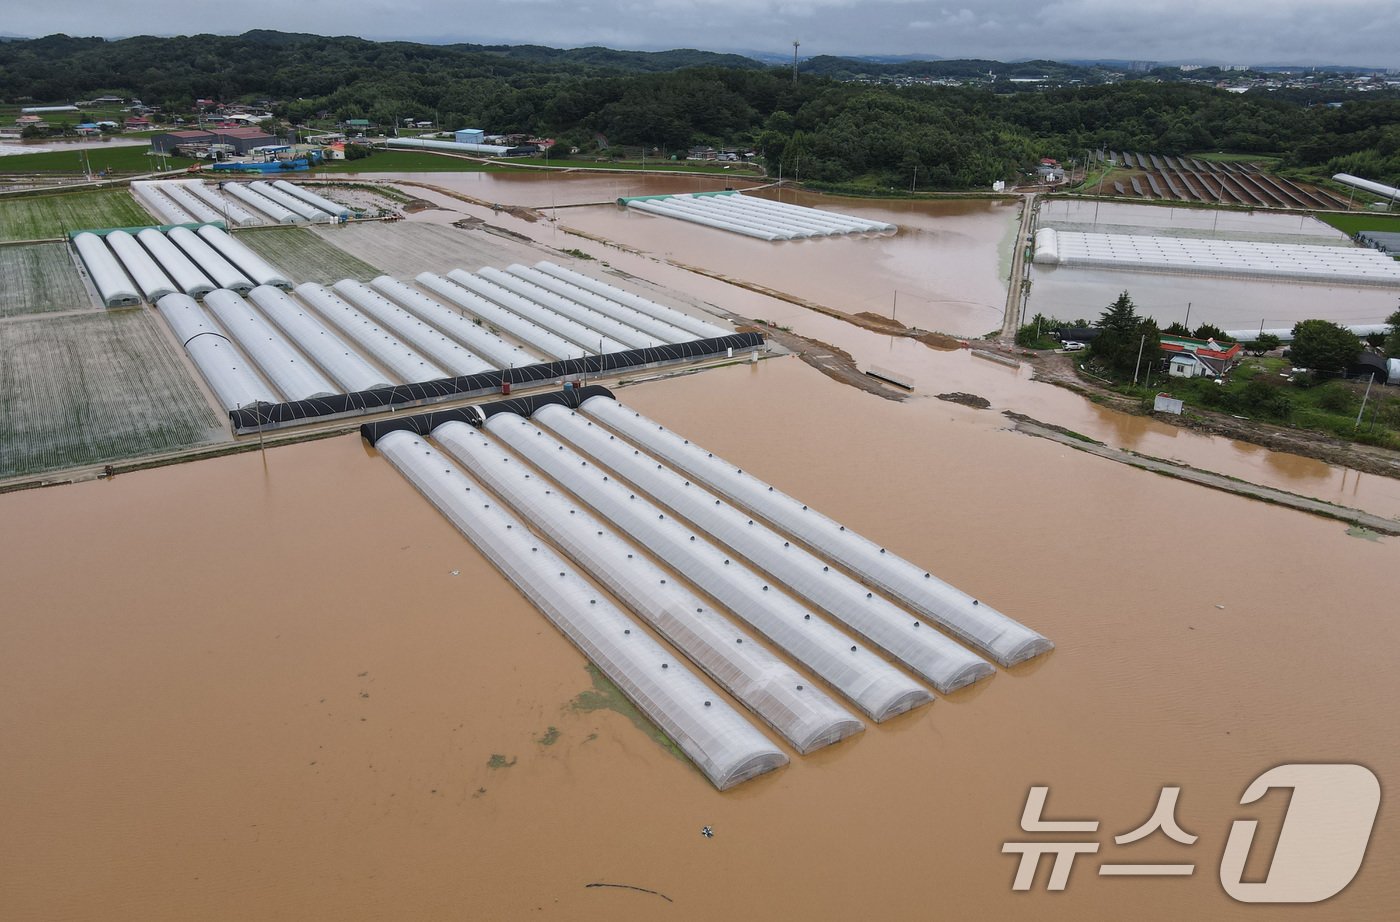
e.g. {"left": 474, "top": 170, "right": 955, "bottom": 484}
{"left": 375, "top": 176, "right": 1400, "bottom": 520}
{"left": 2, "top": 355, "right": 1397, "bottom": 920}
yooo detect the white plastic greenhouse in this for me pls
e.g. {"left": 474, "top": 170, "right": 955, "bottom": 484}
{"left": 1332, "top": 173, "right": 1400, "bottom": 203}
{"left": 387, "top": 137, "right": 512, "bottom": 158}
{"left": 203, "top": 289, "right": 338, "bottom": 401}
{"left": 246, "top": 285, "right": 392, "bottom": 393}
{"left": 223, "top": 182, "right": 300, "bottom": 224}
{"left": 433, "top": 420, "right": 864, "bottom": 754}
{"left": 331, "top": 279, "right": 495, "bottom": 377}
{"left": 1034, "top": 228, "right": 1400, "bottom": 286}
{"left": 129, "top": 181, "right": 189, "bottom": 225}
{"left": 531, "top": 261, "right": 730, "bottom": 339}
{"left": 106, "top": 230, "right": 177, "bottom": 302}
{"left": 621, "top": 192, "right": 896, "bottom": 240}
{"left": 536, "top": 406, "right": 995, "bottom": 693}
{"left": 196, "top": 226, "right": 292, "bottom": 290}
{"left": 378, "top": 429, "right": 788, "bottom": 790}
{"left": 271, "top": 180, "right": 350, "bottom": 219}
{"left": 416, "top": 272, "right": 594, "bottom": 360}
{"left": 155, "top": 292, "right": 277, "bottom": 410}
{"left": 582, "top": 397, "right": 1054, "bottom": 668}
{"left": 503, "top": 264, "right": 698, "bottom": 343}
{"left": 627, "top": 197, "right": 783, "bottom": 240}
{"left": 177, "top": 180, "right": 260, "bottom": 227}
{"left": 167, "top": 227, "right": 254, "bottom": 293}
{"left": 248, "top": 181, "right": 326, "bottom": 223}
{"left": 368, "top": 276, "right": 540, "bottom": 369}
{"left": 481, "top": 412, "right": 934, "bottom": 721}
{"left": 136, "top": 181, "right": 223, "bottom": 225}
{"left": 73, "top": 232, "right": 140, "bottom": 307}
{"left": 137, "top": 228, "right": 214, "bottom": 299}
{"left": 445, "top": 270, "right": 632, "bottom": 354}
{"left": 295, "top": 282, "right": 446, "bottom": 383}
{"left": 477, "top": 267, "right": 667, "bottom": 349}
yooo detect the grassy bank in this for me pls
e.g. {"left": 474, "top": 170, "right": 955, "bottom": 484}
{"left": 310, "top": 150, "right": 530, "bottom": 174}
{"left": 1316, "top": 211, "right": 1400, "bottom": 238}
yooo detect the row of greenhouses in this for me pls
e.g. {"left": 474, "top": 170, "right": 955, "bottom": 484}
{"left": 147, "top": 260, "right": 732, "bottom": 413}
{"left": 132, "top": 180, "right": 350, "bottom": 227}
{"left": 74, "top": 224, "right": 288, "bottom": 307}
{"left": 371, "top": 393, "right": 1053, "bottom": 790}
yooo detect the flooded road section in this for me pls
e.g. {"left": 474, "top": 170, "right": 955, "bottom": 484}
{"left": 370, "top": 177, "right": 1400, "bottom": 520}
{"left": 2, "top": 356, "right": 1396, "bottom": 920}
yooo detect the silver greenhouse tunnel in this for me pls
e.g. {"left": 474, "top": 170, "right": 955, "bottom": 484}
{"left": 534, "top": 405, "right": 995, "bottom": 694}
{"left": 155, "top": 292, "right": 277, "bottom": 411}
{"left": 581, "top": 397, "right": 1053, "bottom": 667}
{"left": 377, "top": 430, "right": 789, "bottom": 791}
{"left": 73, "top": 232, "right": 140, "bottom": 307}
{"left": 481, "top": 411, "right": 933, "bottom": 722}
{"left": 433, "top": 420, "right": 865, "bottom": 754}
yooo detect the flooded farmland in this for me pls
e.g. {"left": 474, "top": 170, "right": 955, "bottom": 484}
{"left": 3, "top": 172, "right": 1399, "bottom": 919}
{"left": 2, "top": 356, "right": 1397, "bottom": 920}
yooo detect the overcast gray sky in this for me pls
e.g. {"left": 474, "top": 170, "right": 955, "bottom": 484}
{"left": 8, "top": 1, "right": 1400, "bottom": 68}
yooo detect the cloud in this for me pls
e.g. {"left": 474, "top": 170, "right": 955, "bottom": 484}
{"left": 5, "top": 0, "right": 1399, "bottom": 66}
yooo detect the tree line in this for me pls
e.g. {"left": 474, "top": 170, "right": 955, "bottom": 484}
{"left": 3, "top": 31, "right": 1397, "bottom": 189}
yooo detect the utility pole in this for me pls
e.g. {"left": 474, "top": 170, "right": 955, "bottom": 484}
{"left": 1356, "top": 374, "right": 1374, "bottom": 428}
{"left": 1133, "top": 333, "right": 1147, "bottom": 386}
{"left": 792, "top": 40, "right": 800, "bottom": 85}
{"left": 1184, "top": 301, "right": 1191, "bottom": 332}
{"left": 911, "top": 164, "right": 918, "bottom": 194}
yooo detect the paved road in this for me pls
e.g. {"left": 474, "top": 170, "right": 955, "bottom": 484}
{"left": 999, "top": 193, "right": 1037, "bottom": 343}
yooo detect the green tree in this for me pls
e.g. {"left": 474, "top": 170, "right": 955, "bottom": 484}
{"left": 1249, "top": 333, "right": 1281, "bottom": 356}
{"left": 1385, "top": 308, "right": 1400, "bottom": 357}
{"left": 1090, "top": 291, "right": 1161, "bottom": 379}
{"left": 1192, "top": 323, "right": 1231, "bottom": 343}
{"left": 1290, "top": 319, "right": 1361, "bottom": 377}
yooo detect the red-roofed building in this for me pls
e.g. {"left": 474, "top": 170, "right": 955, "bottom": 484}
{"left": 124, "top": 116, "right": 152, "bottom": 130}
{"left": 1161, "top": 335, "right": 1243, "bottom": 378}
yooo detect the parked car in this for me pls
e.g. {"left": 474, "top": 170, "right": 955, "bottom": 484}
{"left": 1062, "top": 341, "right": 1086, "bottom": 352}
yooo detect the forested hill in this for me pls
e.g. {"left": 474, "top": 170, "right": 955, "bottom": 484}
{"left": 0, "top": 31, "right": 764, "bottom": 103}
{"left": 3, "top": 31, "right": 1397, "bottom": 192}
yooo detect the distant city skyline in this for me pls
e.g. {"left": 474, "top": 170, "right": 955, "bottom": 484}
{"left": 6, "top": 1, "right": 1400, "bottom": 70}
